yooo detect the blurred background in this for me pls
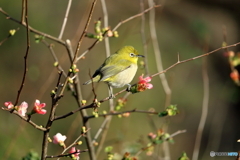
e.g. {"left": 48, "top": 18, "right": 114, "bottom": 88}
{"left": 0, "top": 0, "right": 240, "bottom": 159}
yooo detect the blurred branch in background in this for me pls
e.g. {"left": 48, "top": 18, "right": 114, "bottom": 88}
{"left": 192, "top": 47, "right": 209, "bottom": 160}
{"left": 58, "top": 0, "right": 72, "bottom": 39}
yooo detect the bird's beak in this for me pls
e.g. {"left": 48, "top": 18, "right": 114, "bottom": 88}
{"left": 137, "top": 55, "right": 145, "bottom": 58}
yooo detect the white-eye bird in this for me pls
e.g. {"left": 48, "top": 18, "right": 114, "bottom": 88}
{"left": 83, "top": 46, "right": 144, "bottom": 99}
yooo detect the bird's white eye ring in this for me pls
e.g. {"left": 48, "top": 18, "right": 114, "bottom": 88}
{"left": 129, "top": 53, "right": 135, "bottom": 57}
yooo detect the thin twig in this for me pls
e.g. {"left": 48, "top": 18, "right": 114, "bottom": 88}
{"left": 151, "top": 42, "right": 240, "bottom": 78}
{"left": 1, "top": 108, "right": 46, "bottom": 131}
{"left": 41, "top": 40, "right": 67, "bottom": 77}
{"left": 21, "top": 0, "right": 25, "bottom": 24}
{"left": 72, "top": 0, "right": 98, "bottom": 64}
{"left": 140, "top": 0, "right": 149, "bottom": 75}
{"left": 192, "top": 57, "right": 209, "bottom": 160}
{"left": 41, "top": 71, "right": 64, "bottom": 160}
{"left": 0, "top": 7, "right": 65, "bottom": 45}
{"left": 46, "top": 149, "right": 88, "bottom": 159}
{"left": 14, "top": 0, "right": 30, "bottom": 106}
{"left": 92, "top": 118, "right": 109, "bottom": 144}
{"left": 134, "top": 129, "right": 187, "bottom": 157}
{"left": 55, "top": 128, "right": 91, "bottom": 160}
{"left": 58, "top": 0, "right": 72, "bottom": 39}
{"left": 0, "top": 28, "right": 20, "bottom": 46}
{"left": 87, "top": 109, "right": 158, "bottom": 119}
{"left": 112, "top": 5, "right": 161, "bottom": 32}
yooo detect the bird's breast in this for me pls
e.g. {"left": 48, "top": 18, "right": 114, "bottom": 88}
{"left": 107, "top": 64, "right": 138, "bottom": 88}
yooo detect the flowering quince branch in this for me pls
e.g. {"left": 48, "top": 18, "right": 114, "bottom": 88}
{"left": 134, "top": 129, "right": 187, "bottom": 157}
{"left": 52, "top": 42, "right": 240, "bottom": 123}
{"left": 2, "top": 101, "right": 47, "bottom": 131}
{"left": 58, "top": 128, "right": 91, "bottom": 158}
{"left": 53, "top": 41, "right": 240, "bottom": 121}
{"left": 86, "top": 109, "right": 158, "bottom": 120}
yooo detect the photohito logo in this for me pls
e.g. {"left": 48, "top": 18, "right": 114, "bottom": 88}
{"left": 210, "top": 151, "right": 238, "bottom": 157}
{"left": 210, "top": 151, "right": 215, "bottom": 157}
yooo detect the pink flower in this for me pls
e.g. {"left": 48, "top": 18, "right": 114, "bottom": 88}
{"left": 33, "top": 99, "right": 46, "bottom": 114}
{"left": 4, "top": 101, "right": 14, "bottom": 109}
{"left": 137, "top": 75, "right": 153, "bottom": 91}
{"left": 17, "top": 101, "right": 28, "bottom": 116}
{"left": 69, "top": 147, "right": 80, "bottom": 160}
{"left": 53, "top": 133, "right": 67, "bottom": 147}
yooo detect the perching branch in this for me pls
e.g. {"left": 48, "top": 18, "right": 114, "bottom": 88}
{"left": 46, "top": 149, "right": 88, "bottom": 159}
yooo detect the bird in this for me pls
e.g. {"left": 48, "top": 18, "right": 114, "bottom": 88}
{"left": 83, "top": 46, "right": 144, "bottom": 99}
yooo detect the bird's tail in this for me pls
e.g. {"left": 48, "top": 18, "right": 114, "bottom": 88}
{"left": 83, "top": 80, "right": 92, "bottom": 85}
{"left": 83, "top": 75, "right": 101, "bottom": 85}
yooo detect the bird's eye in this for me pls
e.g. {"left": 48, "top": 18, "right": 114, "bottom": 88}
{"left": 129, "top": 53, "right": 135, "bottom": 57}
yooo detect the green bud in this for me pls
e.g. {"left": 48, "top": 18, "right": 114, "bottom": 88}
{"left": 102, "top": 110, "right": 107, "bottom": 114}
{"left": 53, "top": 61, "right": 58, "bottom": 67}
{"left": 82, "top": 126, "right": 86, "bottom": 133}
{"left": 50, "top": 90, "right": 56, "bottom": 96}
{"left": 104, "top": 146, "right": 113, "bottom": 153}
{"left": 178, "top": 152, "right": 189, "bottom": 160}
{"left": 85, "top": 33, "right": 95, "bottom": 38}
{"left": 77, "top": 141, "right": 82, "bottom": 145}
{"left": 68, "top": 78, "right": 73, "bottom": 84}
{"left": 81, "top": 100, "right": 87, "bottom": 106}
{"left": 35, "top": 34, "right": 45, "bottom": 43}
{"left": 9, "top": 29, "right": 16, "bottom": 36}
{"left": 95, "top": 20, "right": 102, "bottom": 34}
{"left": 48, "top": 137, "right": 52, "bottom": 142}
{"left": 113, "top": 31, "right": 119, "bottom": 37}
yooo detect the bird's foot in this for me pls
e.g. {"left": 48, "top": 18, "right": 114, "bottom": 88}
{"left": 126, "top": 84, "right": 132, "bottom": 92}
{"left": 108, "top": 94, "right": 115, "bottom": 99}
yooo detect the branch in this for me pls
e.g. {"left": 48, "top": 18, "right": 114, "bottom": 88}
{"left": 192, "top": 56, "right": 209, "bottom": 160}
{"left": 1, "top": 108, "right": 46, "bottom": 131}
{"left": 14, "top": 0, "right": 30, "bottom": 106}
{"left": 41, "top": 71, "right": 64, "bottom": 160}
{"left": 55, "top": 42, "right": 240, "bottom": 120}
{"left": 72, "top": 0, "right": 98, "bottom": 64}
{"left": 112, "top": 5, "right": 161, "bottom": 31}
{"left": 151, "top": 42, "right": 240, "bottom": 78}
{"left": 46, "top": 149, "right": 88, "bottom": 159}
{"left": 87, "top": 109, "right": 158, "bottom": 120}
{"left": 0, "top": 7, "right": 65, "bottom": 45}
{"left": 76, "top": 4, "right": 161, "bottom": 61}
{"left": 0, "top": 28, "right": 20, "bottom": 46}
{"left": 140, "top": 0, "right": 150, "bottom": 75}
{"left": 135, "top": 129, "right": 187, "bottom": 157}
{"left": 58, "top": 0, "right": 72, "bottom": 39}
{"left": 56, "top": 128, "right": 91, "bottom": 160}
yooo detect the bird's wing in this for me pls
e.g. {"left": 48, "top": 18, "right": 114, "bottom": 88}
{"left": 99, "top": 59, "right": 132, "bottom": 81}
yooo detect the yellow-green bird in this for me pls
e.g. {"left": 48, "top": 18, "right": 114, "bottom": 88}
{"left": 83, "top": 46, "right": 144, "bottom": 99}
